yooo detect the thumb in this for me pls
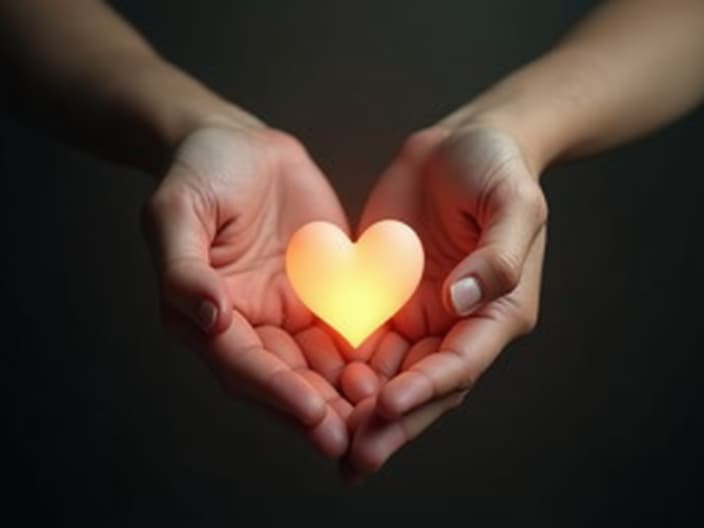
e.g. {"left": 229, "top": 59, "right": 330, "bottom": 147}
{"left": 443, "top": 179, "right": 547, "bottom": 316}
{"left": 143, "top": 190, "right": 232, "bottom": 335}
{"left": 161, "top": 258, "right": 232, "bottom": 335}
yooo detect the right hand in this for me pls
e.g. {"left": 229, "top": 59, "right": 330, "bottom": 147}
{"left": 343, "top": 123, "right": 548, "bottom": 478}
{"left": 142, "top": 122, "right": 354, "bottom": 458}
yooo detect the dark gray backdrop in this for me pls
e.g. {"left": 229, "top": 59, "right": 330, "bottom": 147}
{"left": 4, "top": 1, "right": 703, "bottom": 526}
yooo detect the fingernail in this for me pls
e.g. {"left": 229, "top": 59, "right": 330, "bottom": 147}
{"left": 196, "top": 300, "right": 218, "bottom": 332}
{"left": 450, "top": 276, "right": 482, "bottom": 316}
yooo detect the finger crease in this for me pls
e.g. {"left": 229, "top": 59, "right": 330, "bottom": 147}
{"left": 408, "top": 366, "right": 439, "bottom": 401}
{"left": 437, "top": 348, "right": 476, "bottom": 390}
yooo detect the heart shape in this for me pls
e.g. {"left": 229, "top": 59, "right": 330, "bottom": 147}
{"left": 286, "top": 220, "right": 424, "bottom": 347}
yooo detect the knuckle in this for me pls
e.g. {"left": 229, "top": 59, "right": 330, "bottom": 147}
{"left": 262, "top": 128, "right": 307, "bottom": 159}
{"left": 146, "top": 187, "right": 192, "bottom": 223}
{"left": 501, "top": 178, "right": 549, "bottom": 227}
{"left": 488, "top": 250, "right": 522, "bottom": 294}
{"left": 523, "top": 183, "right": 549, "bottom": 226}
{"left": 507, "top": 177, "right": 548, "bottom": 226}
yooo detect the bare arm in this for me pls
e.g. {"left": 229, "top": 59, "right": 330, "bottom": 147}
{"left": 0, "top": 0, "right": 260, "bottom": 172}
{"left": 443, "top": 0, "right": 704, "bottom": 173}
{"left": 0, "top": 0, "right": 357, "bottom": 460}
{"left": 341, "top": 0, "right": 704, "bottom": 477}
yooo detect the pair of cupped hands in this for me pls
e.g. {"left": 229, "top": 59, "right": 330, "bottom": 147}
{"left": 142, "top": 117, "right": 548, "bottom": 482}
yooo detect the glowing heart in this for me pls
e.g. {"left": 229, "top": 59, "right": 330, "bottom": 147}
{"left": 286, "top": 220, "right": 424, "bottom": 347}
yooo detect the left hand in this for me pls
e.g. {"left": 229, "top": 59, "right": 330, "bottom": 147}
{"left": 142, "top": 124, "right": 356, "bottom": 458}
{"left": 342, "top": 124, "right": 548, "bottom": 478}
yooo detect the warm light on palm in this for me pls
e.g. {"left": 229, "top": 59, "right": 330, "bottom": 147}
{"left": 145, "top": 124, "right": 547, "bottom": 477}
{"left": 203, "top": 140, "right": 344, "bottom": 331}
{"left": 363, "top": 128, "right": 543, "bottom": 337}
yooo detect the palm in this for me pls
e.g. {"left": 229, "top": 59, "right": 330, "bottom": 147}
{"left": 202, "top": 132, "right": 346, "bottom": 332}
{"left": 341, "top": 127, "right": 546, "bottom": 477}
{"left": 362, "top": 128, "right": 531, "bottom": 343}
{"left": 147, "top": 126, "right": 353, "bottom": 457}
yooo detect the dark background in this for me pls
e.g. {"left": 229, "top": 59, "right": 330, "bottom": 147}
{"left": 4, "top": 1, "right": 703, "bottom": 526}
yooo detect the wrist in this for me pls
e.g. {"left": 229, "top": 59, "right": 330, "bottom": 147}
{"left": 439, "top": 49, "right": 597, "bottom": 177}
{"left": 138, "top": 63, "right": 265, "bottom": 176}
{"left": 96, "top": 53, "right": 264, "bottom": 175}
{"left": 439, "top": 100, "right": 564, "bottom": 180}
{"left": 440, "top": 106, "right": 554, "bottom": 179}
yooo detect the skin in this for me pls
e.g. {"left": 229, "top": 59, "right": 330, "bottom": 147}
{"left": 340, "top": 0, "right": 704, "bottom": 478}
{"left": 143, "top": 125, "right": 355, "bottom": 457}
{"left": 2, "top": 0, "right": 704, "bottom": 481}
{"left": 344, "top": 126, "right": 546, "bottom": 476}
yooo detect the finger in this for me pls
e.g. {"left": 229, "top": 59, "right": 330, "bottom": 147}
{"left": 256, "top": 325, "right": 307, "bottom": 370}
{"left": 368, "top": 330, "right": 410, "bottom": 382}
{"left": 167, "top": 308, "right": 345, "bottom": 456}
{"left": 443, "top": 176, "right": 547, "bottom": 317}
{"left": 257, "top": 322, "right": 352, "bottom": 460}
{"left": 345, "top": 390, "right": 465, "bottom": 476}
{"left": 295, "top": 326, "right": 346, "bottom": 386}
{"left": 376, "top": 317, "right": 510, "bottom": 420}
{"left": 143, "top": 184, "right": 232, "bottom": 334}
{"left": 379, "top": 232, "right": 545, "bottom": 420}
{"left": 329, "top": 398, "right": 354, "bottom": 423}
{"left": 400, "top": 336, "right": 442, "bottom": 371}
{"left": 346, "top": 396, "right": 376, "bottom": 435}
{"left": 305, "top": 405, "right": 349, "bottom": 459}
{"left": 340, "top": 362, "right": 380, "bottom": 404}
{"left": 339, "top": 397, "right": 376, "bottom": 485}
{"left": 204, "top": 311, "right": 327, "bottom": 427}
{"left": 298, "top": 369, "right": 354, "bottom": 421}
{"left": 258, "top": 325, "right": 354, "bottom": 423}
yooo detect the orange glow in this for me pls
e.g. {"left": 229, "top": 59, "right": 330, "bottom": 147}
{"left": 286, "top": 220, "right": 424, "bottom": 347}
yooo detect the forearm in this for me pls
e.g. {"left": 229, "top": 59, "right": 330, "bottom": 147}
{"left": 0, "top": 0, "right": 260, "bottom": 172}
{"left": 443, "top": 0, "right": 704, "bottom": 173}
